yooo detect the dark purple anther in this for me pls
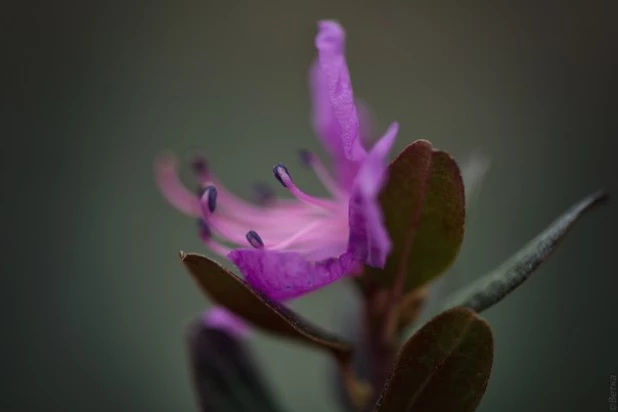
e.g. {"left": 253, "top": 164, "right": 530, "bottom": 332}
{"left": 298, "top": 149, "right": 314, "bottom": 167}
{"left": 273, "top": 163, "right": 291, "bottom": 188}
{"left": 252, "top": 182, "right": 275, "bottom": 205}
{"left": 191, "top": 156, "right": 209, "bottom": 175}
{"left": 204, "top": 186, "right": 217, "bottom": 213}
{"left": 197, "top": 219, "right": 211, "bottom": 240}
{"left": 246, "top": 230, "right": 264, "bottom": 249}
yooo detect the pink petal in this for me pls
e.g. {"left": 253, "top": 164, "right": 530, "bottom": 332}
{"left": 309, "top": 61, "right": 340, "bottom": 155}
{"left": 227, "top": 249, "right": 355, "bottom": 300}
{"left": 309, "top": 61, "right": 361, "bottom": 191}
{"left": 315, "top": 20, "right": 366, "bottom": 161}
{"left": 347, "top": 122, "right": 399, "bottom": 267}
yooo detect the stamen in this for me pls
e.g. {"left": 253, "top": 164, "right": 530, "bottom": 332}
{"left": 298, "top": 149, "right": 314, "bottom": 167}
{"left": 197, "top": 219, "right": 211, "bottom": 241}
{"left": 252, "top": 182, "right": 275, "bottom": 205}
{"left": 273, "top": 163, "right": 292, "bottom": 188}
{"left": 191, "top": 155, "right": 209, "bottom": 177}
{"left": 269, "top": 220, "right": 322, "bottom": 250}
{"left": 203, "top": 239, "right": 232, "bottom": 256}
{"left": 199, "top": 186, "right": 320, "bottom": 243}
{"left": 200, "top": 186, "right": 270, "bottom": 245}
{"left": 190, "top": 161, "right": 348, "bottom": 258}
{"left": 246, "top": 230, "right": 264, "bottom": 249}
{"left": 190, "top": 154, "right": 261, "bottom": 216}
{"left": 199, "top": 170, "right": 310, "bottom": 220}
{"left": 189, "top": 157, "right": 316, "bottom": 222}
{"left": 159, "top": 152, "right": 351, "bottom": 261}
{"left": 298, "top": 150, "right": 344, "bottom": 199}
{"left": 203, "top": 186, "right": 217, "bottom": 213}
{"left": 191, "top": 155, "right": 285, "bottom": 220}
{"left": 155, "top": 152, "right": 201, "bottom": 216}
{"left": 273, "top": 163, "right": 340, "bottom": 212}
{"left": 268, "top": 217, "right": 349, "bottom": 252}
{"left": 196, "top": 219, "right": 232, "bottom": 256}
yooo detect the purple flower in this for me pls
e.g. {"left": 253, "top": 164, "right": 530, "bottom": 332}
{"left": 156, "top": 20, "right": 398, "bottom": 303}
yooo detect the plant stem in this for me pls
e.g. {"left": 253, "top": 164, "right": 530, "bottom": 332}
{"left": 361, "top": 287, "right": 398, "bottom": 412}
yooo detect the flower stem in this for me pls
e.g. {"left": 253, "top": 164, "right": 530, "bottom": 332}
{"left": 362, "top": 286, "right": 398, "bottom": 411}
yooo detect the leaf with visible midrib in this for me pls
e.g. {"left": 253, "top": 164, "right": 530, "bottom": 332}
{"left": 361, "top": 140, "right": 465, "bottom": 294}
{"left": 373, "top": 307, "right": 493, "bottom": 412}
{"left": 181, "top": 253, "right": 352, "bottom": 361}
{"left": 442, "top": 190, "right": 608, "bottom": 313}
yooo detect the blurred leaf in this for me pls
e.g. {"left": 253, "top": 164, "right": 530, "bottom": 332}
{"left": 187, "top": 318, "right": 285, "bottom": 412}
{"left": 361, "top": 141, "right": 465, "bottom": 294}
{"left": 181, "top": 253, "right": 352, "bottom": 360}
{"left": 374, "top": 308, "right": 493, "bottom": 412}
{"left": 442, "top": 190, "right": 608, "bottom": 313}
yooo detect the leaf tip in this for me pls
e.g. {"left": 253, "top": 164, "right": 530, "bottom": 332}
{"left": 592, "top": 190, "right": 610, "bottom": 205}
{"left": 180, "top": 252, "right": 204, "bottom": 264}
{"left": 411, "top": 139, "right": 433, "bottom": 150}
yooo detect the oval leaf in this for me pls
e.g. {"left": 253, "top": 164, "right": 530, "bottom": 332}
{"left": 181, "top": 253, "right": 352, "bottom": 361}
{"left": 442, "top": 190, "right": 608, "bottom": 313}
{"left": 187, "top": 318, "right": 284, "bottom": 412}
{"left": 362, "top": 141, "right": 465, "bottom": 294}
{"left": 373, "top": 308, "right": 493, "bottom": 412}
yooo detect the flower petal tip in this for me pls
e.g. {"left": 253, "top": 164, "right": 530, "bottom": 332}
{"left": 316, "top": 20, "right": 345, "bottom": 50}
{"left": 379, "top": 122, "right": 399, "bottom": 150}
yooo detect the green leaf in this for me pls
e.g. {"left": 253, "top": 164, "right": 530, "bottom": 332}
{"left": 442, "top": 190, "right": 608, "bottom": 313}
{"left": 373, "top": 308, "right": 493, "bottom": 412}
{"left": 181, "top": 253, "right": 352, "bottom": 361}
{"left": 187, "top": 318, "right": 285, "bottom": 412}
{"left": 361, "top": 141, "right": 465, "bottom": 294}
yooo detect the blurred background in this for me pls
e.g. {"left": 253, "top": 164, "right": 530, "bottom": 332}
{"left": 3, "top": 1, "right": 617, "bottom": 411}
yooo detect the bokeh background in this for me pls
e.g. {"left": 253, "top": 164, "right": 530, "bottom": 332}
{"left": 4, "top": 1, "right": 617, "bottom": 411}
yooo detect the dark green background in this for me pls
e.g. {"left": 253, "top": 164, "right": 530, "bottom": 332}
{"left": 4, "top": 1, "right": 617, "bottom": 411}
